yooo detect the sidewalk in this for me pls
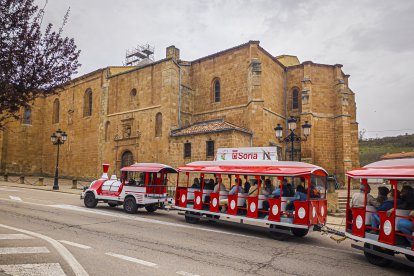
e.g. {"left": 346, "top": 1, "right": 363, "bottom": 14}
{"left": 0, "top": 175, "right": 89, "bottom": 195}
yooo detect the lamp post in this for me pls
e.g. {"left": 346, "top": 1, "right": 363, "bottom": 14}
{"left": 274, "top": 117, "right": 311, "bottom": 161}
{"left": 51, "top": 129, "right": 67, "bottom": 190}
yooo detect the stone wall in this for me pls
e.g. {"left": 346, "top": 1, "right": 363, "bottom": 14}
{"left": 0, "top": 41, "right": 359, "bottom": 183}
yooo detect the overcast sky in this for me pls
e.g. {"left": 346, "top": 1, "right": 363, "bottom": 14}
{"left": 37, "top": 0, "right": 414, "bottom": 138}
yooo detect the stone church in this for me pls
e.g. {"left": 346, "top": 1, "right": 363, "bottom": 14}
{"left": 0, "top": 40, "right": 359, "bottom": 184}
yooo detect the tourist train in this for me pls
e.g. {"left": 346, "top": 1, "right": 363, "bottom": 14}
{"left": 345, "top": 158, "right": 414, "bottom": 267}
{"left": 81, "top": 147, "right": 414, "bottom": 268}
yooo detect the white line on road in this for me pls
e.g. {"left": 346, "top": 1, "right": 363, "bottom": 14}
{"left": 0, "top": 247, "right": 50, "bottom": 254}
{"left": 105, "top": 252, "right": 158, "bottom": 268}
{"left": 9, "top": 195, "right": 22, "bottom": 201}
{"left": 0, "top": 187, "right": 19, "bottom": 192}
{"left": 0, "top": 223, "right": 89, "bottom": 276}
{"left": 52, "top": 204, "right": 254, "bottom": 238}
{"left": 176, "top": 270, "right": 201, "bottom": 276}
{"left": 59, "top": 240, "right": 91, "bottom": 249}
{"left": 0, "top": 263, "right": 66, "bottom": 276}
{"left": 0, "top": 234, "right": 33, "bottom": 240}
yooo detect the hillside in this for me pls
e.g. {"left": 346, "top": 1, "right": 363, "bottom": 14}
{"left": 359, "top": 134, "right": 414, "bottom": 166}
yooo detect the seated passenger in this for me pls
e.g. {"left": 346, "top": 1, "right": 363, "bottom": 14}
{"left": 376, "top": 186, "right": 390, "bottom": 205}
{"left": 285, "top": 183, "right": 294, "bottom": 197}
{"left": 350, "top": 184, "right": 380, "bottom": 208}
{"left": 229, "top": 178, "right": 243, "bottom": 195}
{"left": 220, "top": 179, "right": 243, "bottom": 211}
{"left": 310, "top": 185, "right": 320, "bottom": 198}
{"left": 213, "top": 178, "right": 227, "bottom": 193}
{"left": 398, "top": 185, "right": 414, "bottom": 210}
{"left": 243, "top": 175, "right": 251, "bottom": 194}
{"left": 248, "top": 180, "right": 258, "bottom": 197}
{"left": 204, "top": 179, "right": 215, "bottom": 190}
{"left": 262, "top": 179, "right": 273, "bottom": 196}
{"left": 371, "top": 189, "right": 401, "bottom": 232}
{"left": 274, "top": 187, "right": 291, "bottom": 198}
{"left": 286, "top": 185, "right": 307, "bottom": 211}
{"left": 396, "top": 210, "right": 414, "bottom": 247}
{"left": 137, "top": 173, "right": 145, "bottom": 186}
{"left": 191, "top": 178, "right": 201, "bottom": 189}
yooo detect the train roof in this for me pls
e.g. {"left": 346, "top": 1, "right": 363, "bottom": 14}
{"left": 346, "top": 158, "right": 414, "bottom": 179}
{"left": 121, "top": 163, "right": 178, "bottom": 173}
{"left": 178, "top": 160, "right": 328, "bottom": 176}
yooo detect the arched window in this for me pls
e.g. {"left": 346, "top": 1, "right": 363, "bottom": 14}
{"left": 121, "top": 150, "right": 134, "bottom": 168}
{"left": 213, "top": 78, "right": 220, "bottom": 102}
{"left": 52, "top": 99, "right": 59, "bottom": 124}
{"left": 23, "top": 106, "right": 32, "bottom": 125}
{"left": 84, "top": 89, "right": 92, "bottom": 117}
{"left": 104, "top": 121, "right": 110, "bottom": 142}
{"left": 292, "top": 88, "right": 299, "bottom": 109}
{"left": 155, "top": 112, "right": 162, "bottom": 137}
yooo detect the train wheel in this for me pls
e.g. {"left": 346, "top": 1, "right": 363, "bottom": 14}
{"left": 269, "top": 225, "right": 290, "bottom": 240}
{"left": 291, "top": 228, "right": 309, "bottom": 237}
{"left": 123, "top": 197, "right": 138, "bottom": 214}
{"left": 363, "top": 243, "right": 393, "bottom": 267}
{"left": 84, "top": 192, "right": 98, "bottom": 208}
{"left": 145, "top": 205, "right": 157, "bottom": 213}
{"left": 185, "top": 211, "right": 200, "bottom": 224}
{"left": 108, "top": 203, "right": 117, "bottom": 207}
{"left": 405, "top": 254, "right": 414, "bottom": 262}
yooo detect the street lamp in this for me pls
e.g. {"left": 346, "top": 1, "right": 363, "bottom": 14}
{"left": 274, "top": 117, "right": 312, "bottom": 161}
{"left": 51, "top": 129, "right": 67, "bottom": 190}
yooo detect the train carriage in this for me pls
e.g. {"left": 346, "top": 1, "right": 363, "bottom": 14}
{"left": 345, "top": 158, "right": 414, "bottom": 267}
{"left": 174, "top": 152, "right": 328, "bottom": 239}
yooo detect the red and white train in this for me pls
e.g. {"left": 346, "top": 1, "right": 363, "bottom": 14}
{"left": 174, "top": 147, "right": 328, "bottom": 239}
{"left": 81, "top": 163, "right": 177, "bottom": 214}
{"left": 345, "top": 158, "right": 414, "bottom": 267}
{"left": 79, "top": 148, "right": 414, "bottom": 268}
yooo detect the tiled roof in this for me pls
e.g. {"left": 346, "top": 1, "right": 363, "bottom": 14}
{"left": 170, "top": 119, "right": 252, "bottom": 137}
{"left": 380, "top": 152, "right": 414, "bottom": 160}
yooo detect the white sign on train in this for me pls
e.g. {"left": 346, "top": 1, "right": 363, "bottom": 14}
{"left": 215, "top": 147, "right": 278, "bottom": 161}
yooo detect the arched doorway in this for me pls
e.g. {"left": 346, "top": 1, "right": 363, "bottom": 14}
{"left": 121, "top": 151, "right": 134, "bottom": 168}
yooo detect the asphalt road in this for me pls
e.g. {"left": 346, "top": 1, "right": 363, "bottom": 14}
{"left": 0, "top": 185, "right": 412, "bottom": 276}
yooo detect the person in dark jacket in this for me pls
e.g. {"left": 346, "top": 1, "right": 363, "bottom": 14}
{"left": 376, "top": 186, "right": 390, "bottom": 205}
{"left": 371, "top": 189, "right": 401, "bottom": 231}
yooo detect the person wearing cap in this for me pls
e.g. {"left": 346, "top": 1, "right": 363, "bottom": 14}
{"left": 350, "top": 184, "right": 380, "bottom": 208}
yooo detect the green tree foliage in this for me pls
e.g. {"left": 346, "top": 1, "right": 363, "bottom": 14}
{"left": 0, "top": 0, "right": 80, "bottom": 127}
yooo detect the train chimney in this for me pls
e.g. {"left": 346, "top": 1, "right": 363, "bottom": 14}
{"left": 101, "top": 163, "right": 110, "bottom": 179}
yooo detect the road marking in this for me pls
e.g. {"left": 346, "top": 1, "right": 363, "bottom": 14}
{"left": 0, "top": 187, "right": 19, "bottom": 192}
{"left": 52, "top": 204, "right": 254, "bottom": 238}
{"left": 0, "top": 247, "right": 50, "bottom": 254}
{"left": 0, "top": 263, "right": 66, "bottom": 276}
{"left": 59, "top": 240, "right": 91, "bottom": 249}
{"left": 0, "top": 234, "right": 33, "bottom": 240}
{"left": 176, "top": 271, "right": 201, "bottom": 276}
{"left": 105, "top": 252, "right": 158, "bottom": 268}
{"left": 9, "top": 195, "right": 22, "bottom": 201}
{"left": 0, "top": 223, "right": 89, "bottom": 276}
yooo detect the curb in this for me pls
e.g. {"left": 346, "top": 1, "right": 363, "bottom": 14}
{"left": 0, "top": 182, "right": 82, "bottom": 195}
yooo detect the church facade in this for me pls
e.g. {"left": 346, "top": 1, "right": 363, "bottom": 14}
{"left": 0, "top": 41, "right": 359, "bottom": 184}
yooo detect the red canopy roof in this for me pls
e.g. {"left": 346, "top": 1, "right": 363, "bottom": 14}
{"left": 346, "top": 158, "right": 414, "bottom": 179}
{"left": 121, "top": 163, "right": 177, "bottom": 173}
{"left": 178, "top": 160, "right": 328, "bottom": 176}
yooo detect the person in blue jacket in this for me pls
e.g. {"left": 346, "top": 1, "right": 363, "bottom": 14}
{"left": 286, "top": 185, "right": 307, "bottom": 211}
{"left": 371, "top": 189, "right": 401, "bottom": 232}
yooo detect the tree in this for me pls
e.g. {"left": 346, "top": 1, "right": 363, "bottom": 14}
{"left": 0, "top": 0, "right": 80, "bottom": 127}
{"left": 358, "top": 128, "right": 366, "bottom": 141}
